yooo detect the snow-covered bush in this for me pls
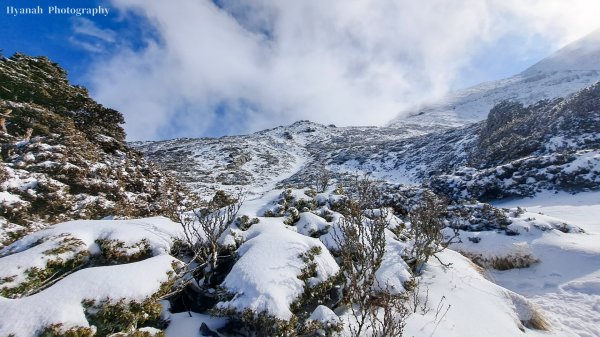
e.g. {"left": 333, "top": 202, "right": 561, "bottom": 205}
{"left": 95, "top": 239, "right": 153, "bottom": 265}
{"left": 82, "top": 295, "right": 168, "bottom": 336}
{"left": 430, "top": 150, "right": 600, "bottom": 201}
{"left": 213, "top": 219, "right": 340, "bottom": 337}
{"left": 38, "top": 324, "right": 95, "bottom": 337}
{"left": 263, "top": 189, "right": 318, "bottom": 218}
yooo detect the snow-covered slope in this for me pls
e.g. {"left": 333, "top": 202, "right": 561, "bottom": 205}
{"left": 388, "top": 29, "right": 600, "bottom": 132}
{"left": 132, "top": 121, "right": 419, "bottom": 197}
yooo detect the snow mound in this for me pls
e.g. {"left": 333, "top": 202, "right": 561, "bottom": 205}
{"left": 218, "top": 219, "right": 340, "bottom": 319}
{"left": 448, "top": 209, "right": 586, "bottom": 270}
{"left": 295, "top": 212, "right": 331, "bottom": 237}
{"left": 0, "top": 217, "right": 182, "bottom": 298}
{"left": 0, "top": 255, "right": 177, "bottom": 337}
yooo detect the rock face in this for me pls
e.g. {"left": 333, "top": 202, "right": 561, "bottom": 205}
{"left": 0, "top": 53, "right": 186, "bottom": 246}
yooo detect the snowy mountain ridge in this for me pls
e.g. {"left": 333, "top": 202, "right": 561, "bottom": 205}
{"left": 132, "top": 121, "right": 420, "bottom": 197}
{"left": 388, "top": 29, "right": 600, "bottom": 133}
{"left": 134, "top": 81, "right": 600, "bottom": 201}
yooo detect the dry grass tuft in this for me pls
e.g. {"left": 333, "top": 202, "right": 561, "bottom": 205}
{"left": 523, "top": 306, "right": 551, "bottom": 331}
{"left": 459, "top": 251, "right": 539, "bottom": 271}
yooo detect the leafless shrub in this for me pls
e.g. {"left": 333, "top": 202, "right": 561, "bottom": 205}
{"left": 313, "top": 166, "right": 331, "bottom": 193}
{"left": 333, "top": 176, "right": 408, "bottom": 337}
{"left": 370, "top": 284, "right": 410, "bottom": 337}
{"left": 177, "top": 190, "right": 244, "bottom": 286}
{"left": 406, "top": 277, "right": 429, "bottom": 315}
{"left": 407, "top": 191, "right": 458, "bottom": 274}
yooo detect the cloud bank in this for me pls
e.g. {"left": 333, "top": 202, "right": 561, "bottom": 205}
{"left": 87, "top": 0, "right": 600, "bottom": 140}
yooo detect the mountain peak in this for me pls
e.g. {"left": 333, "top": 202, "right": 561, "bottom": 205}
{"left": 523, "top": 28, "right": 600, "bottom": 74}
{"left": 388, "top": 28, "right": 600, "bottom": 131}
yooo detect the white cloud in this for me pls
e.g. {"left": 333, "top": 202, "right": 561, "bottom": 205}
{"left": 70, "top": 18, "right": 117, "bottom": 53}
{"left": 88, "top": 0, "right": 600, "bottom": 140}
{"left": 72, "top": 17, "right": 117, "bottom": 42}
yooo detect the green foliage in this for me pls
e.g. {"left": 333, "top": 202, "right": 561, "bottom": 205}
{"left": 292, "top": 247, "right": 344, "bottom": 335}
{"left": 297, "top": 319, "right": 342, "bottom": 337}
{"left": 0, "top": 239, "right": 89, "bottom": 298}
{"left": 216, "top": 308, "right": 298, "bottom": 337}
{"left": 263, "top": 189, "right": 317, "bottom": 218}
{"left": 95, "top": 239, "right": 152, "bottom": 265}
{"left": 0, "top": 53, "right": 125, "bottom": 142}
{"left": 283, "top": 207, "right": 301, "bottom": 226}
{"left": 0, "top": 52, "right": 193, "bottom": 237}
{"left": 38, "top": 324, "right": 95, "bottom": 337}
{"left": 217, "top": 246, "right": 342, "bottom": 337}
{"left": 43, "top": 235, "right": 86, "bottom": 256}
{"left": 211, "top": 190, "right": 237, "bottom": 209}
{"left": 304, "top": 189, "right": 317, "bottom": 198}
{"left": 235, "top": 215, "right": 260, "bottom": 231}
{"left": 82, "top": 296, "right": 166, "bottom": 336}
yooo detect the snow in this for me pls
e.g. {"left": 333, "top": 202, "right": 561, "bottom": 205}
{"left": 398, "top": 250, "right": 547, "bottom": 337}
{"left": 295, "top": 211, "right": 331, "bottom": 236}
{"left": 0, "top": 180, "right": 597, "bottom": 336}
{"left": 452, "top": 191, "right": 600, "bottom": 337}
{"left": 309, "top": 305, "right": 340, "bottom": 324}
{"left": 375, "top": 229, "right": 413, "bottom": 293}
{"left": 164, "top": 312, "right": 227, "bottom": 337}
{"left": 133, "top": 129, "right": 313, "bottom": 198}
{"left": 2, "top": 216, "right": 182, "bottom": 256}
{"left": 0, "top": 255, "right": 177, "bottom": 337}
{"left": 494, "top": 190, "right": 600, "bottom": 233}
{"left": 0, "top": 217, "right": 183, "bottom": 292}
{"left": 1, "top": 167, "right": 40, "bottom": 191}
{"left": 0, "top": 191, "right": 22, "bottom": 205}
{"left": 3, "top": 35, "right": 596, "bottom": 337}
{"left": 329, "top": 158, "right": 418, "bottom": 185}
{"left": 217, "top": 218, "right": 339, "bottom": 319}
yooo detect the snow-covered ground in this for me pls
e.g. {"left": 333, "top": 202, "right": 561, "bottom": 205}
{"left": 496, "top": 190, "right": 600, "bottom": 234}
{"left": 487, "top": 191, "right": 600, "bottom": 337}
{"left": 404, "top": 250, "right": 551, "bottom": 337}
{"left": 1, "top": 185, "right": 599, "bottom": 336}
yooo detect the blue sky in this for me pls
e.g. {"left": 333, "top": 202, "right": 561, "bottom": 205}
{"left": 1, "top": 0, "right": 153, "bottom": 83}
{"left": 2, "top": 0, "right": 599, "bottom": 140}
